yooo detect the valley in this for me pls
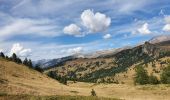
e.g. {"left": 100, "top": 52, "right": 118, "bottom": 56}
{"left": 1, "top": 36, "right": 170, "bottom": 100}
{"left": 1, "top": 0, "right": 170, "bottom": 100}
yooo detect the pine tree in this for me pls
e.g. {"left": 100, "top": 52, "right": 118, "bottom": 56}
{"left": 5, "top": 56, "right": 9, "bottom": 60}
{"left": 0, "top": 52, "right": 22, "bottom": 64}
{"left": 47, "top": 71, "right": 57, "bottom": 79}
{"left": 161, "top": 65, "right": 170, "bottom": 84}
{"left": 61, "top": 76, "right": 67, "bottom": 85}
{"left": 134, "top": 65, "right": 149, "bottom": 85}
{"left": 23, "top": 58, "right": 28, "bottom": 66}
{"left": 35, "top": 64, "right": 43, "bottom": 72}
{"left": 28, "top": 59, "right": 33, "bottom": 68}
{"left": 0, "top": 52, "right": 4, "bottom": 58}
{"left": 12, "top": 53, "right": 17, "bottom": 62}
{"left": 16, "top": 58, "right": 22, "bottom": 64}
{"left": 0, "top": 52, "right": 5, "bottom": 58}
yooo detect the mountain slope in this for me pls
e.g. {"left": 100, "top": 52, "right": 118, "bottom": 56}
{"left": 149, "top": 34, "right": 170, "bottom": 44}
{"left": 44, "top": 41, "right": 170, "bottom": 83}
{"left": 35, "top": 35, "right": 170, "bottom": 69}
{"left": 0, "top": 58, "right": 125, "bottom": 100}
{"left": 0, "top": 58, "right": 64, "bottom": 95}
{"left": 0, "top": 58, "right": 92, "bottom": 96}
{"left": 33, "top": 47, "right": 131, "bottom": 69}
{"left": 33, "top": 56, "right": 77, "bottom": 69}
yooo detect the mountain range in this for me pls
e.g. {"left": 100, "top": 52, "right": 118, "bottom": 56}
{"left": 39, "top": 34, "right": 170, "bottom": 84}
{"left": 34, "top": 34, "right": 170, "bottom": 69}
{"left": 1, "top": 35, "right": 170, "bottom": 100}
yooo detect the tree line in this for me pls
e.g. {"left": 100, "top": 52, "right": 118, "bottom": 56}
{"left": 0, "top": 52, "right": 42, "bottom": 72}
{"left": 134, "top": 64, "right": 170, "bottom": 85}
{"left": 0, "top": 52, "right": 67, "bottom": 85}
{"left": 47, "top": 71, "right": 67, "bottom": 85}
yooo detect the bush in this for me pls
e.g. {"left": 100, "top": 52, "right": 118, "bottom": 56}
{"left": 0, "top": 92, "right": 7, "bottom": 96}
{"left": 35, "top": 65, "right": 43, "bottom": 72}
{"left": 134, "top": 65, "right": 149, "bottom": 85}
{"left": 161, "top": 65, "right": 170, "bottom": 84}
{"left": 149, "top": 74, "right": 159, "bottom": 84}
{"left": 91, "top": 89, "right": 96, "bottom": 96}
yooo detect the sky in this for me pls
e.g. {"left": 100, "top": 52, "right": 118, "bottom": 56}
{"left": 0, "top": 0, "right": 170, "bottom": 60}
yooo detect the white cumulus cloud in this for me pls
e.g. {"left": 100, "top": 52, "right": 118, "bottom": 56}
{"left": 63, "top": 24, "right": 81, "bottom": 36}
{"left": 163, "top": 16, "right": 170, "bottom": 32}
{"left": 163, "top": 24, "right": 170, "bottom": 32}
{"left": 67, "top": 47, "right": 83, "bottom": 54}
{"left": 10, "top": 43, "right": 31, "bottom": 57}
{"left": 103, "top": 34, "right": 111, "bottom": 39}
{"left": 81, "top": 9, "right": 111, "bottom": 33}
{"left": 137, "top": 23, "right": 151, "bottom": 34}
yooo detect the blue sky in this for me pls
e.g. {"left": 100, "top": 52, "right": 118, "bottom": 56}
{"left": 0, "top": 0, "right": 170, "bottom": 60}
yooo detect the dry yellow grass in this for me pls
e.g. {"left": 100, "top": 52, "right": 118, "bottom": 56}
{"left": 0, "top": 59, "right": 91, "bottom": 96}
{"left": 68, "top": 82, "right": 170, "bottom": 100}
{"left": 1, "top": 59, "right": 170, "bottom": 100}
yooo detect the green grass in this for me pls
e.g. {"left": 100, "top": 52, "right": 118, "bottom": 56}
{"left": 0, "top": 95, "right": 121, "bottom": 100}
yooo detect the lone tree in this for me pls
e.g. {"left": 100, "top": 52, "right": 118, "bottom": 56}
{"left": 134, "top": 65, "right": 149, "bottom": 85}
{"left": 28, "top": 59, "right": 33, "bottom": 68}
{"left": 0, "top": 52, "right": 5, "bottom": 58}
{"left": 91, "top": 89, "right": 96, "bottom": 96}
{"left": 12, "top": 53, "right": 17, "bottom": 62}
{"left": 5, "top": 56, "right": 9, "bottom": 60}
{"left": 161, "top": 64, "right": 170, "bottom": 84}
{"left": 16, "top": 57, "right": 22, "bottom": 64}
{"left": 23, "top": 58, "right": 28, "bottom": 66}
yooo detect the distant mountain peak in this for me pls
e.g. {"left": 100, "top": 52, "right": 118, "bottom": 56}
{"left": 149, "top": 34, "right": 170, "bottom": 44}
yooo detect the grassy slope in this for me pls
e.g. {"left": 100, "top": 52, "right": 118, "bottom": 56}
{"left": 1, "top": 82, "right": 170, "bottom": 100}
{"left": 0, "top": 59, "right": 120, "bottom": 100}
{"left": 1, "top": 58, "right": 170, "bottom": 100}
{"left": 0, "top": 59, "right": 90, "bottom": 96}
{"left": 68, "top": 82, "right": 170, "bottom": 100}
{"left": 0, "top": 58, "right": 64, "bottom": 95}
{"left": 0, "top": 95, "right": 119, "bottom": 100}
